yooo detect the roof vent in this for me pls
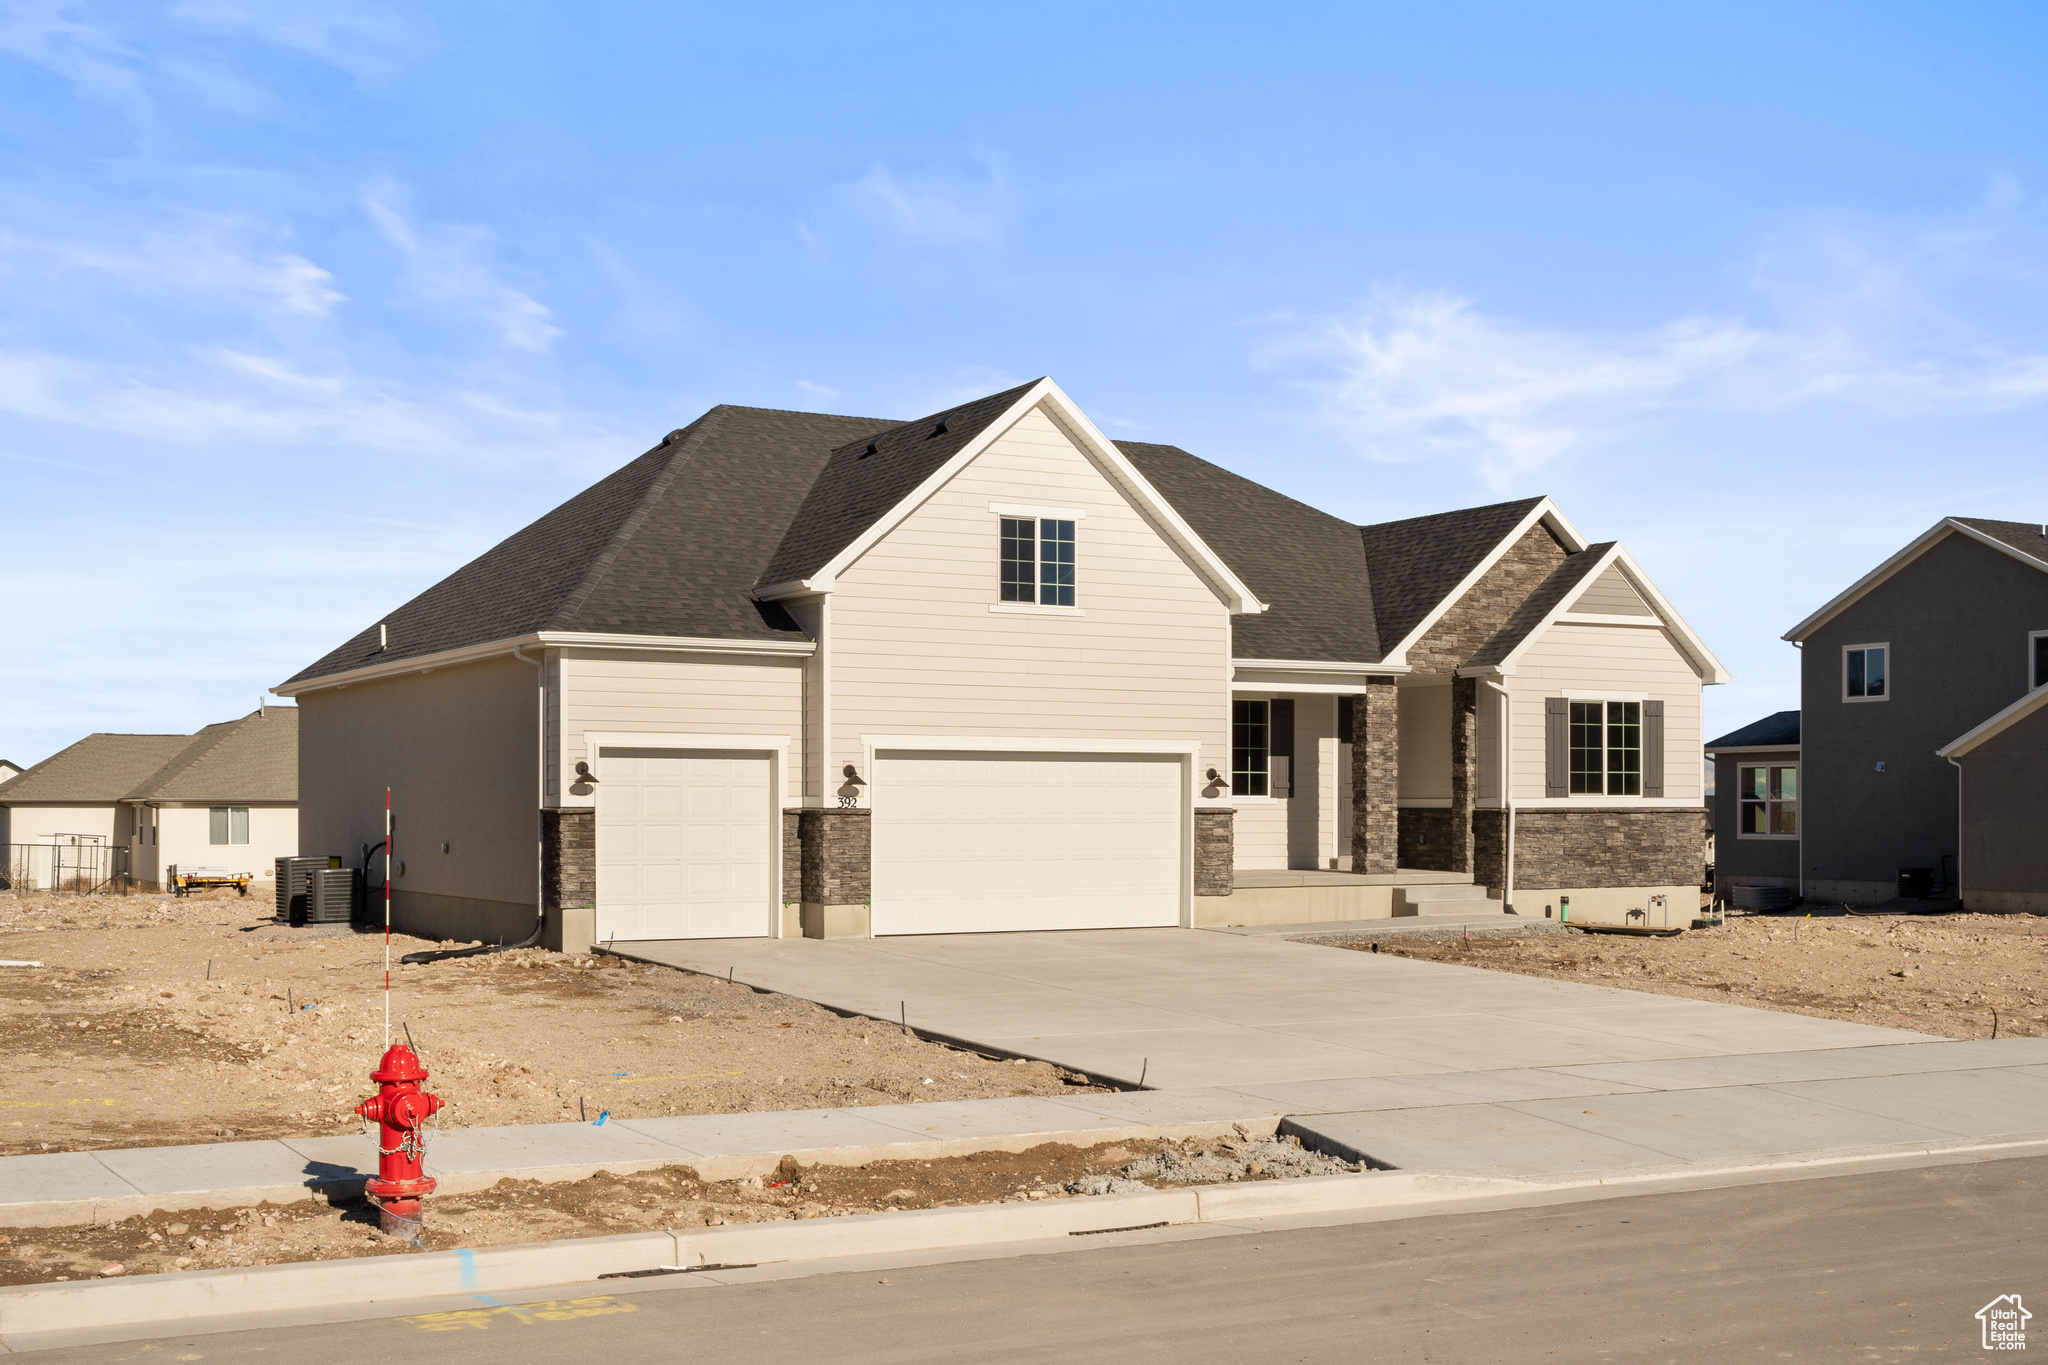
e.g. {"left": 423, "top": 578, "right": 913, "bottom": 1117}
{"left": 863, "top": 437, "right": 881, "bottom": 456}
{"left": 663, "top": 428, "right": 688, "bottom": 445}
{"left": 934, "top": 414, "right": 952, "bottom": 435}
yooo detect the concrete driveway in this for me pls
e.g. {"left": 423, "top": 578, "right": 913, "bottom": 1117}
{"left": 607, "top": 928, "right": 1927, "bottom": 1089}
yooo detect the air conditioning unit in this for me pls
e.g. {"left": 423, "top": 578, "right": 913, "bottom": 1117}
{"left": 275, "top": 856, "right": 341, "bottom": 923}
{"left": 308, "top": 867, "right": 360, "bottom": 925}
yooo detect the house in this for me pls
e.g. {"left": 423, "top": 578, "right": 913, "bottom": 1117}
{"left": 1783, "top": 518, "right": 2048, "bottom": 905}
{"left": 276, "top": 378, "right": 1727, "bottom": 949}
{"left": 1705, "top": 709, "right": 1800, "bottom": 899}
{"left": 1938, "top": 685, "right": 2048, "bottom": 913}
{"left": 0, "top": 709, "right": 299, "bottom": 892}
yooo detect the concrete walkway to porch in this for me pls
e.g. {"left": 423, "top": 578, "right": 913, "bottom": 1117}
{"left": 602, "top": 929, "right": 1927, "bottom": 1091}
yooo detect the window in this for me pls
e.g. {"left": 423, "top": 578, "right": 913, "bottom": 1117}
{"left": 209, "top": 806, "right": 249, "bottom": 845}
{"left": 2032, "top": 630, "right": 2048, "bottom": 691}
{"left": 998, "top": 517, "right": 1077, "bottom": 606}
{"left": 1232, "top": 699, "right": 1269, "bottom": 796}
{"left": 1738, "top": 764, "right": 1798, "bottom": 838}
{"left": 1569, "top": 700, "right": 1642, "bottom": 796}
{"left": 1844, "top": 643, "right": 1888, "bottom": 701}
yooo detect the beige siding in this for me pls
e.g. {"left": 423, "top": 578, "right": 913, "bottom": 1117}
{"left": 1575, "top": 565, "right": 1656, "bottom": 615}
{"left": 830, "top": 404, "right": 1232, "bottom": 776}
{"left": 1233, "top": 797, "right": 1289, "bottom": 870}
{"left": 298, "top": 656, "right": 539, "bottom": 910}
{"left": 157, "top": 803, "right": 297, "bottom": 883}
{"left": 1501, "top": 623, "right": 1705, "bottom": 803}
{"left": 2, "top": 805, "right": 117, "bottom": 843}
{"left": 558, "top": 649, "right": 805, "bottom": 806}
{"left": 1397, "top": 683, "right": 1452, "bottom": 802}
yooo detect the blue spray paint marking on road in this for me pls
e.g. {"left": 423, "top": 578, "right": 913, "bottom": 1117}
{"left": 457, "top": 1247, "right": 479, "bottom": 1290}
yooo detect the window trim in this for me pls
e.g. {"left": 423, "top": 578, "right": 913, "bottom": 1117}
{"left": 1843, "top": 642, "right": 1890, "bottom": 703}
{"left": 994, "top": 512, "right": 1080, "bottom": 610}
{"left": 2030, "top": 629, "right": 2048, "bottom": 692}
{"left": 1566, "top": 697, "right": 1644, "bottom": 798}
{"left": 209, "top": 805, "right": 251, "bottom": 846}
{"left": 1735, "top": 762, "right": 1799, "bottom": 841}
{"left": 1232, "top": 698, "right": 1270, "bottom": 797}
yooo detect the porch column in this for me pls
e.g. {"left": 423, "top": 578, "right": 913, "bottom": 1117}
{"left": 1348, "top": 679, "right": 1400, "bottom": 875}
{"left": 1449, "top": 675, "right": 1477, "bottom": 875}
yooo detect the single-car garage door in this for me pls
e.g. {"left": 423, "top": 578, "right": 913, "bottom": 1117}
{"left": 595, "top": 748, "right": 773, "bottom": 940}
{"left": 870, "top": 750, "right": 1183, "bottom": 935}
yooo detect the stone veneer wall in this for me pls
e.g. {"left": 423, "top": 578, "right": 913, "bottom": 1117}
{"left": 1448, "top": 675, "right": 1478, "bottom": 874}
{"left": 1476, "top": 808, "right": 1705, "bottom": 892}
{"left": 1349, "top": 681, "right": 1400, "bottom": 874}
{"left": 1398, "top": 809, "right": 1458, "bottom": 872}
{"left": 1195, "top": 808, "right": 1234, "bottom": 897}
{"left": 798, "top": 808, "right": 871, "bottom": 905}
{"left": 540, "top": 808, "right": 594, "bottom": 912}
{"left": 781, "top": 810, "right": 801, "bottom": 903}
{"left": 1403, "top": 523, "right": 1570, "bottom": 673}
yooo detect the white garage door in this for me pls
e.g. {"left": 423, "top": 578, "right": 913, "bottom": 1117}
{"left": 595, "top": 748, "right": 772, "bottom": 941}
{"left": 871, "top": 750, "right": 1183, "bottom": 935}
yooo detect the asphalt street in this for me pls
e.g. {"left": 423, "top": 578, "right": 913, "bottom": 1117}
{"left": 36, "top": 1156, "right": 2048, "bottom": 1364}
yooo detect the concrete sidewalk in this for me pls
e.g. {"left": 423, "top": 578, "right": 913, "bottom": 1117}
{"left": 604, "top": 928, "right": 1924, "bottom": 1089}
{"left": 10, "top": 1038, "right": 2048, "bottom": 1230}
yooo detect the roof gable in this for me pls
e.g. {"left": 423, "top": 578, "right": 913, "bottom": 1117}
{"left": 1363, "top": 498, "right": 1548, "bottom": 658}
{"left": 127, "top": 708, "right": 298, "bottom": 802}
{"left": 1464, "top": 543, "right": 1732, "bottom": 683}
{"left": 1785, "top": 518, "right": 2048, "bottom": 642}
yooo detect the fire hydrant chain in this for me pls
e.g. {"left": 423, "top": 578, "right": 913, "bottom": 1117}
{"left": 354, "top": 1043, "right": 444, "bottom": 1237}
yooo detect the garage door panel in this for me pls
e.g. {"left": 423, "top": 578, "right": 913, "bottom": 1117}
{"left": 596, "top": 747, "right": 773, "bottom": 941}
{"left": 872, "top": 750, "right": 1182, "bottom": 936}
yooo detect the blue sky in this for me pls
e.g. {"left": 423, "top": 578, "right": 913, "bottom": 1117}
{"left": 5, "top": 2, "right": 2048, "bottom": 766}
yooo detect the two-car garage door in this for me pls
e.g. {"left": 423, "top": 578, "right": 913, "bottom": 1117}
{"left": 595, "top": 745, "right": 1185, "bottom": 939}
{"left": 869, "top": 750, "right": 1183, "bottom": 935}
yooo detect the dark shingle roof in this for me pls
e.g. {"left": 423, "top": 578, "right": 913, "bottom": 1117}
{"left": 759, "top": 381, "right": 1042, "bottom": 586}
{"left": 285, "top": 406, "right": 898, "bottom": 684}
{"left": 1116, "top": 441, "right": 1382, "bottom": 662}
{"left": 1954, "top": 519, "right": 2048, "bottom": 564}
{"left": 1706, "top": 710, "right": 1800, "bottom": 750}
{"left": 0, "top": 733, "right": 193, "bottom": 803}
{"left": 1466, "top": 545, "right": 1615, "bottom": 668}
{"left": 1361, "top": 498, "right": 1546, "bottom": 654}
{"left": 283, "top": 378, "right": 1565, "bottom": 681}
{"left": 126, "top": 708, "right": 297, "bottom": 802}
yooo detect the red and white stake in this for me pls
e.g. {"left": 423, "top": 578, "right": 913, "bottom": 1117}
{"left": 384, "top": 786, "right": 393, "bottom": 1048}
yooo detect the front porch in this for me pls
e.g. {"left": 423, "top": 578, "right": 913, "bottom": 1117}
{"left": 1195, "top": 867, "right": 1505, "bottom": 927}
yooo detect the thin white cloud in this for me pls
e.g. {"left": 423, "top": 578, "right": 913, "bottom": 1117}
{"left": 1, "top": 220, "right": 344, "bottom": 317}
{"left": 794, "top": 379, "right": 840, "bottom": 404}
{"left": 843, "top": 160, "right": 1008, "bottom": 246}
{"left": 1264, "top": 220, "right": 2048, "bottom": 486}
{"left": 367, "top": 195, "right": 563, "bottom": 352}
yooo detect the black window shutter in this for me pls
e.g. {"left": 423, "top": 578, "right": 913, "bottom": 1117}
{"left": 1269, "top": 699, "right": 1295, "bottom": 799}
{"left": 1545, "top": 697, "right": 1569, "bottom": 798}
{"left": 1337, "top": 695, "right": 1355, "bottom": 745}
{"left": 1643, "top": 699, "right": 1665, "bottom": 798}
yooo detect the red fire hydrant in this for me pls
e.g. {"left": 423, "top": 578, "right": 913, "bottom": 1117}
{"left": 356, "top": 1043, "right": 443, "bottom": 1235}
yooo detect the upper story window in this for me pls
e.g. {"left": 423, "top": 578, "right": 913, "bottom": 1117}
{"left": 1738, "top": 764, "right": 1798, "bottom": 838}
{"left": 998, "top": 516, "right": 1077, "bottom": 607}
{"left": 1232, "top": 699, "right": 1269, "bottom": 796}
{"left": 2032, "top": 631, "right": 2048, "bottom": 691}
{"left": 209, "top": 806, "right": 250, "bottom": 845}
{"left": 1844, "top": 643, "right": 1888, "bottom": 701}
{"left": 1570, "top": 700, "right": 1641, "bottom": 796}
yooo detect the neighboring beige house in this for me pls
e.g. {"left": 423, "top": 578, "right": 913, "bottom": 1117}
{"left": 0, "top": 709, "right": 298, "bottom": 891}
{"left": 278, "top": 378, "right": 1727, "bottom": 949}
{"left": 0, "top": 760, "right": 22, "bottom": 786}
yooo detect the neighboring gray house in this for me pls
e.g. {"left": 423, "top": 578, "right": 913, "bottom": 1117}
{"left": 1783, "top": 517, "right": 2048, "bottom": 906}
{"left": 277, "top": 378, "right": 1728, "bottom": 948}
{"left": 1939, "top": 686, "right": 2048, "bottom": 913}
{"left": 1705, "top": 710, "right": 1800, "bottom": 897}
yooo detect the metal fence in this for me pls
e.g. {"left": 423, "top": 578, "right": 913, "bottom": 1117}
{"left": 1, "top": 843, "right": 132, "bottom": 894}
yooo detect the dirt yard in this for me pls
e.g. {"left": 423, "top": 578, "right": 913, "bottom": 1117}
{"left": 1342, "top": 911, "right": 2048, "bottom": 1038}
{"left": 0, "top": 1132, "right": 1360, "bottom": 1285}
{"left": 0, "top": 889, "right": 1099, "bottom": 1158}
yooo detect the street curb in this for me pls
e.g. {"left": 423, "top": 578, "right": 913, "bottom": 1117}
{"left": 0, "top": 1172, "right": 1470, "bottom": 1337}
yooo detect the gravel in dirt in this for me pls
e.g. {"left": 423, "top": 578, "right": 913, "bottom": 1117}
{"left": 1323, "top": 910, "right": 2048, "bottom": 1038}
{"left": 0, "top": 889, "right": 1099, "bottom": 1158}
{"left": 0, "top": 1132, "right": 1366, "bottom": 1285}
